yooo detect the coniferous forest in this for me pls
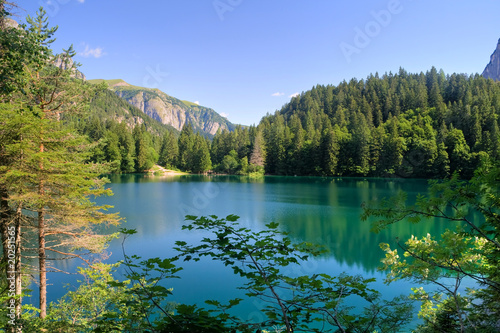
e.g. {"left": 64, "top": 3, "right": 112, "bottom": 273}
{"left": 257, "top": 69, "right": 500, "bottom": 178}
{"left": 77, "top": 68, "right": 500, "bottom": 179}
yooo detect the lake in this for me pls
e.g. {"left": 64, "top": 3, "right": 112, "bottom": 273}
{"left": 28, "top": 174, "right": 456, "bottom": 328}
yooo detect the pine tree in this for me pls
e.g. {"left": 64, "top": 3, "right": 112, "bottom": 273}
{"left": 0, "top": 7, "right": 120, "bottom": 319}
{"left": 0, "top": 104, "right": 121, "bottom": 319}
{"left": 321, "top": 128, "right": 340, "bottom": 176}
{"left": 158, "top": 130, "right": 178, "bottom": 168}
{"left": 264, "top": 115, "right": 286, "bottom": 175}
{"left": 133, "top": 125, "right": 149, "bottom": 171}
{"left": 114, "top": 122, "right": 136, "bottom": 173}
{"left": 380, "top": 117, "right": 403, "bottom": 175}
{"left": 490, "top": 120, "right": 500, "bottom": 159}
{"left": 177, "top": 124, "right": 195, "bottom": 171}
{"left": 249, "top": 129, "right": 266, "bottom": 169}
{"left": 191, "top": 134, "right": 212, "bottom": 173}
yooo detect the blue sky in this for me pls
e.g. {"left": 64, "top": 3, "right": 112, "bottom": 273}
{"left": 14, "top": 0, "right": 500, "bottom": 126}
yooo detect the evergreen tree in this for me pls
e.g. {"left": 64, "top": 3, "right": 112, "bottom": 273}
{"left": 158, "top": 130, "right": 178, "bottom": 168}
{"left": 249, "top": 129, "right": 266, "bottom": 169}
{"left": 191, "top": 134, "right": 212, "bottom": 173}
{"left": 0, "top": 7, "right": 120, "bottom": 319}
{"left": 380, "top": 117, "right": 403, "bottom": 175}
{"left": 133, "top": 125, "right": 148, "bottom": 172}
{"left": 103, "top": 131, "right": 122, "bottom": 172}
{"left": 348, "top": 112, "right": 371, "bottom": 175}
{"left": 177, "top": 124, "right": 195, "bottom": 171}
{"left": 255, "top": 69, "right": 500, "bottom": 178}
{"left": 264, "top": 115, "right": 286, "bottom": 175}
{"left": 320, "top": 127, "right": 340, "bottom": 176}
{"left": 115, "top": 122, "right": 136, "bottom": 173}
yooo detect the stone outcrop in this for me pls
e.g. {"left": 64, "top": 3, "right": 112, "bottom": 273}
{"left": 109, "top": 81, "right": 234, "bottom": 136}
{"left": 482, "top": 39, "right": 500, "bottom": 81}
{"left": 53, "top": 56, "right": 86, "bottom": 80}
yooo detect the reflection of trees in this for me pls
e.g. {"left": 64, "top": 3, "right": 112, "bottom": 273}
{"left": 101, "top": 175, "right": 460, "bottom": 273}
{"left": 106, "top": 174, "right": 267, "bottom": 184}
{"left": 263, "top": 178, "right": 457, "bottom": 272}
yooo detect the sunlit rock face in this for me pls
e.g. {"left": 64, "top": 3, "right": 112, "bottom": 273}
{"left": 483, "top": 39, "right": 500, "bottom": 81}
{"left": 111, "top": 81, "right": 235, "bottom": 136}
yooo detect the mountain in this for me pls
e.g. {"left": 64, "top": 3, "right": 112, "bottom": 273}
{"left": 53, "top": 56, "right": 86, "bottom": 80}
{"left": 86, "top": 88, "right": 177, "bottom": 136}
{"left": 88, "top": 79, "right": 235, "bottom": 137}
{"left": 482, "top": 38, "right": 500, "bottom": 81}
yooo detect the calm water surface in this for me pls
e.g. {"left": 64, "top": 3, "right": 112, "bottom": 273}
{"left": 29, "top": 174, "right": 456, "bottom": 326}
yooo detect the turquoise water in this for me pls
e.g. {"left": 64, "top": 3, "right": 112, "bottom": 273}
{"left": 28, "top": 174, "right": 456, "bottom": 328}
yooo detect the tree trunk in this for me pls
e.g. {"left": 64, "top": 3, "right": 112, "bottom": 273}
{"left": 38, "top": 205, "right": 46, "bottom": 319}
{"left": 0, "top": 186, "right": 10, "bottom": 279}
{"left": 38, "top": 138, "right": 46, "bottom": 319}
{"left": 15, "top": 203, "right": 22, "bottom": 319}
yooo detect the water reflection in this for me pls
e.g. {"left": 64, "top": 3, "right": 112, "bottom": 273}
{"left": 39, "top": 174, "right": 459, "bottom": 307}
{"left": 100, "top": 174, "right": 453, "bottom": 273}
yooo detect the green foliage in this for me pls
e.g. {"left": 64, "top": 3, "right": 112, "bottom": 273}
{"left": 63, "top": 87, "right": 177, "bottom": 173}
{"left": 175, "top": 124, "right": 212, "bottom": 173}
{"left": 158, "top": 129, "right": 179, "bottom": 168}
{"left": 0, "top": 6, "right": 122, "bottom": 321}
{"left": 25, "top": 217, "right": 413, "bottom": 332}
{"left": 255, "top": 69, "right": 500, "bottom": 177}
{"left": 177, "top": 123, "right": 195, "bottom": 171}
{"left": 72, "top": 56, "right": 500, "bottom": 179}
{"left": 219, "top": 150, "right": 239, "bottom": 173}
{"left": 174, "top": 215, "right": 413, "bottom": 332}
{"left": 362, "top": 163, "right": 500, "bottom": 332}
{"left": 132, "top": 124, "right": 158, "bottom": 171}
{"left": 191, "top": 134, "right": 212, "bottom": 173}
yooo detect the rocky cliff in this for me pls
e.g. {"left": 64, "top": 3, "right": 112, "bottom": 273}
{"left": 90, "top": 79, "right": 235, "bottom": 136}
{"left": 88, "top": 89, "right": 176, "bottom": 136}
{"left": 53, "top": 56, "right": 86, "bottom": 80}
{"left": 483, "top": 38, "right": 500, "bottom": 81}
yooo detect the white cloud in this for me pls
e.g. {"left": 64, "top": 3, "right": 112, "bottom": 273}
{"left": 271, "top": 92, "right": 284, "bottom": 97}
{"left": 194, "top": 101, "right": 200, "bottom": 105}
{"left": 77, "top": 0, "right": 85, "bottom": 3}
{"left": 79, "top": 43, "right": 105, "bottom": 58}
{"left": 289, "top": 92, "right": 300, "bottom": 98}
{"left": 220, "top": 112, "right": 228, "bottom": 118}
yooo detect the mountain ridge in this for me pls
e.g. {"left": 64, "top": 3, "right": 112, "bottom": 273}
{"left": 88, "top": 79, "right": 235, "bottom": 137}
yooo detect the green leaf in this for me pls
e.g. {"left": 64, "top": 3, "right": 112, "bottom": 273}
{"left": 119, "top": 228, "right": 137, "bottom": 235}
{"left": 265, "top": 221, "right": 280, "bottom": 229}
{"left": 226, "top": 214, "right": 240, "bottom": 222}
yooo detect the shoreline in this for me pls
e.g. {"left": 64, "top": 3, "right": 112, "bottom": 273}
{"left": 146, "top": 165, "right": 190, "bottom": 176}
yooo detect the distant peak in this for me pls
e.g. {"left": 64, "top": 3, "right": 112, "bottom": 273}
{"left": 87, "top": 79, "right": 132, "bottom": 87}
{"left": 482, "top": 38, "right": 500, "bottom": 81}
{"left": 108, "top": 79, "right": 130, "bottom": 87}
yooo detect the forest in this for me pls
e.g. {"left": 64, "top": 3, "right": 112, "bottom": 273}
{"left": 0, "top": 2, "right": 499, "bottom": 333}
{"left": 76, "top": 68, "right": 500, "bottom": 179}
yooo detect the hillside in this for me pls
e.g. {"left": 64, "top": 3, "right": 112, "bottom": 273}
{"left": 88, "top": 88, "right": 177, "bottom": 136}
{"left": 89, "top": 79, "right": 236, "bottom": 137}
{"left": 255, "top": 67, "right": 500, "bottom": 178}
